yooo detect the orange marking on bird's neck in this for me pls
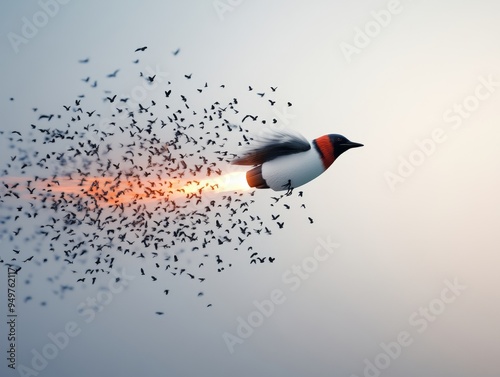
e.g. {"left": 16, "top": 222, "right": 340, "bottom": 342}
{"left": 314, "top": 135, "right": 335, "bottom": 169}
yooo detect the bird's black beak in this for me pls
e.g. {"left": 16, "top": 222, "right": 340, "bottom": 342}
{"left": 341, "top": 141, "right": 364, "bottom": 149}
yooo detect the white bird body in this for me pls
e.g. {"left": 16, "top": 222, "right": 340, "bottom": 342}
{"left": 260, "top": 146, "right": 324, "bottom": 191}
{"left": 232, "top": 128, "right": 363, "bottom": 191}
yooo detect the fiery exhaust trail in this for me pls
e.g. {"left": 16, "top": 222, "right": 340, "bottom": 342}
{"left": 1, "top": 171, "right": 251, "bottom": 207}
{"left": 180, "top": 172, "right": 250, "bottom": 195}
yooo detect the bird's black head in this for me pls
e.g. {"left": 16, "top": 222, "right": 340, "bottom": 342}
{"left": 328, "top": 134, "right": 363, "bottom": 158}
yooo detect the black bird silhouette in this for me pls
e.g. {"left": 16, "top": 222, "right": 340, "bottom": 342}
{"left": 242, "top": 115, "right": 257, "bottom": 122}
{"left": 106, "top": 69, "right": 119, "bottom": 78}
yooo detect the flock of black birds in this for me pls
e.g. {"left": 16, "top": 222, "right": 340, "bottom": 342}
{"left": 0, "top": 46, "right": 315, "bottom": 314}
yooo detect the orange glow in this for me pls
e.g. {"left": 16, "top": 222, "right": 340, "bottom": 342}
{"left": 180, "top": 172, "right": 251, "bottom": 195}
{"left": 1, "top": 171, "right": 250, "bottom": 206}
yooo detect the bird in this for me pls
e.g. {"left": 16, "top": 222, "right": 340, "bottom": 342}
{"left": 242, "top": 114, "right": 257, "bottom": 122}
{"left": 106, "top": 69, "right": 119, "bottom": 78}
{"left": 231, "top": 128, "right": 363, "bottom": 191}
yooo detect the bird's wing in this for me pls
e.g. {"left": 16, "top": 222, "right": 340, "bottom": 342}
{"left": 231, "top": 128, "right": 311, "bottom": 165}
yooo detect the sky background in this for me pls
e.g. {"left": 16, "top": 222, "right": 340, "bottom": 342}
{"left": 1, "top": 1, "right": 500, "bottom": 376}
